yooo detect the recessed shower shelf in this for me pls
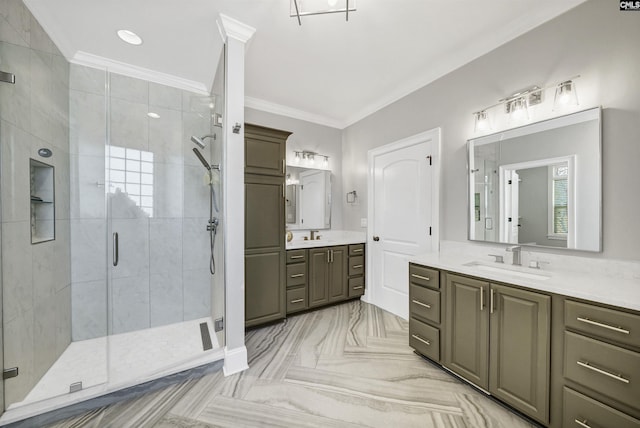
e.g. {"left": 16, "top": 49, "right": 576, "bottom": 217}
{"left": 30, "top": 159, "right": 55, "bottom": 244}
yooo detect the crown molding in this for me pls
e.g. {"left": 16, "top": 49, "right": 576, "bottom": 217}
{"left": 245, "top": 97, "right": 343, "bottom": 129}
{"left": 218, "top": 14, "right": 256, "bottom": 43}
{"left": 71, "top": 51, "right": 210, "bottom": 95}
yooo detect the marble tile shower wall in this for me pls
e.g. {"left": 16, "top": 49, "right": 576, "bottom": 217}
{"left": 69, "top": 66, "right": 213, "bottom": 340}
{"left": 0, "top": 0, "right": 72, "bottom": 405}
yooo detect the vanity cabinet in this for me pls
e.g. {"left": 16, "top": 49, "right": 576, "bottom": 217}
{"left": 442, "top": 273, "right": 551, "bottom": 424}
{"left": 308, "top": 246, "right": 348, "bottom": 308}
{"left": 244, "top": 124, "right": 291, "bottom": 328}
{"left": 562, "top": 299, "right": 640, "bottom": 425}
{"left": 409, "top": 263, "right": 442, "bottom": 362}
{"left": 348, "top": 244, "right": 365, "bottom": 298}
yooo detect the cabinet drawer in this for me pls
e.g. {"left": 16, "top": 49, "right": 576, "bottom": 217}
{"left": 286, "top": 287, "right": 307, "bottom": 313}
{"left": 409, "top": 284, "right": 440, "bottom": 325}
{"left": 409, "top": 317, "right": 440, "bottom": 362}
{"left": 286, "top": 249, "right": 306, "bottom": 264}
{"left": 286, "top": 263, "right": 306, "bottom": 287}
{"left": 565, "top": 300, "right": 640, "bottom": 350}
{"left": 564, "top": 331, "right": 640, "bottom": 410}
{"left": 349, "top": 244, "right": 365, "bottom": 256}
{"left": 563, "top": 387, "right": 640, "bottom": 428}
{"left": 349, "top": 255, "right": 364, "bottom": 276}
{"left": 349, "top": 276, "right": 365, "bottom": 297}
{"left": 409, "top": 264, "right": 439, "bottom": 289}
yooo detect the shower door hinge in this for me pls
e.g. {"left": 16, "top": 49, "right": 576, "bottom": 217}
{"left": 3, "top": 367, "right": 19, "bottom": 380}
{"left": 1, "top": 71, "right": 16, "bottom": 84}
{"left": 214, "top": 317, "right": 224, "bottom": 332}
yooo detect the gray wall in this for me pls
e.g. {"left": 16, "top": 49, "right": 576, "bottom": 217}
{"left": 0, "top": 0, "right": 72, "bottom": 405}
{"left": 245, "top": 107, "right": 344, "bottom": 229}
{"left": 341, "top": 0, "right": 640, "bottom": 261}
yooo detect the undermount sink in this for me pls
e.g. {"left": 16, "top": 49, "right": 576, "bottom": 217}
{"left": 463, "top": 262, "right": 551, "bottom": 281}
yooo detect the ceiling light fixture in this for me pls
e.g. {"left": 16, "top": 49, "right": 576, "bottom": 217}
{"left": 116, "top": 29, "right": 143, "bottom": 46}
{"left": 290, "top": 0, "right": 357, "bottom": 26}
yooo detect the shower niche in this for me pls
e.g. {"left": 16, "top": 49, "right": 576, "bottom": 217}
{"left": 30, "top": 158, "right": 55, "bottom": 243}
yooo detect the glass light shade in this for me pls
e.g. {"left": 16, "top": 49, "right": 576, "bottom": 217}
{"left": 474, "top": 111, "right": 491, "bottom": 132}
{"left": 508, "top": 97, "right": 529, "bottom": 124}
{"left": 554, "top": 80, "right": 579, "bottom": 110}
{"left": 291, "top": 0, "right": 356, "bottom": 16}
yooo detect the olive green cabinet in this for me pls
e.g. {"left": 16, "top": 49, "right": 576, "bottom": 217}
{"left": 443, "top": 273, "right": 551, "bottom": 424}
{"left": 409, "top": 263, "right": 442, "bottom": 363}
{"left": 244, "top": 124, "right": 291, "bottom": 328}
{"left": 308, "top": 246, "right": 347, "bottom": 308}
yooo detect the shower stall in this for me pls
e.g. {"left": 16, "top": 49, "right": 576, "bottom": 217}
{"left": 0, "top": 7, "right": 227, "bottom": 421}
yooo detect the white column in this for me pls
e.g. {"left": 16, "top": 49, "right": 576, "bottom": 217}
{"left": 219, "top": 14, "right": 255, "bottom": 376}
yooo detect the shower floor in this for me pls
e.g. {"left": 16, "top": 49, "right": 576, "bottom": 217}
{"left": 14, "top": 317, "right": 220, "bottom": 409}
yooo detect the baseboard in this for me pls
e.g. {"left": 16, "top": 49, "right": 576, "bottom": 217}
{"left": 223, "top": 346, "right": 249, "bottom": 376}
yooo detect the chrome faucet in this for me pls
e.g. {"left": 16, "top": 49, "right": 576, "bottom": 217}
{"left": 506, "top": 245, "right": 522, "bottom": 266}
{"left": 310, "top": 230, "right": 320, "bottom": 240}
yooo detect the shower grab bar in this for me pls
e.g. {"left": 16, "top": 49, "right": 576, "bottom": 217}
{"left": 113, "top": 232, "right": 119, "bottom": 266}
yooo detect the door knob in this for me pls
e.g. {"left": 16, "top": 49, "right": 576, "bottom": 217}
{"left": 373, "top": 236, "right": 380, "bottom": 241}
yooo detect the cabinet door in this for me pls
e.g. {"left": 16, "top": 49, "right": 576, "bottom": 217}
{"left": 443, "top": 273, "right": 490, "bottom": 390}
{"left": 245, "top": 173, "right": 285, "bottom": 327}
{"left": 244, "top": 124, "right": 290, "bottom": 177}
{"left": 308, "top": 248, "right": 329, "bottom": 308}
{"left": 329, "top": 246, "right": 348, "bottom": 302}
{"left": 489, "top": 283, "right": 550, "bottom": 424}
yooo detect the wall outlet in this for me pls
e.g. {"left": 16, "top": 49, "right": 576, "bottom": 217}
{"left": 360, "top": 218, "right": 367, "bottom": 227}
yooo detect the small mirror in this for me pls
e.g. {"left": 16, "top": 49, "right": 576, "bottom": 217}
{"left": 468, "top": 107, "right": 601, "bottom": 251}
{"left": 286, "top": 166, "right": 331, "bottom": 229}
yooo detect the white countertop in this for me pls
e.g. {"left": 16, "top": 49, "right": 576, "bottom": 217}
{"left": 286, "top": 230, "right": 366, "bottom": 250}
{"left": 411, "top": 252, "right": 640, "bottom": 312}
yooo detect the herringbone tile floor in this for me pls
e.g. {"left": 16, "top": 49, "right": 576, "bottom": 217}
{"left": 48, "top": 301, "right": 535, "bottom": 427}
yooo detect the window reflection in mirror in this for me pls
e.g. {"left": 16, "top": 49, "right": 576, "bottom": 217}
{"left": 286, "top": 166, "right": 331, "bottom": 230}
{"left": 468, "top": 107, "right": 601, "bottom": 252}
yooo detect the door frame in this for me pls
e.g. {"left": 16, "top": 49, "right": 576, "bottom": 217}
{"left": 364, "top": 128, "right": 441, "bottom": 312}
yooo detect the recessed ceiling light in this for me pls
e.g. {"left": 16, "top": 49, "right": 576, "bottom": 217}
{"left": 147, "top": 112, "right": 160, "bottom": 119}
{"left": 117, "top": 29, "right": 143, "bottom": 46}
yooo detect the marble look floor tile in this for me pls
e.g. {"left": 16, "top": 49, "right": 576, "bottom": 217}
{"left": 154, "top": 414, "right": 215, "bottom": 428}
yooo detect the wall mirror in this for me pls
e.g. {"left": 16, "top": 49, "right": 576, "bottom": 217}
{"left": 468, "top": 107, "right": 601, "bottom": 252}
{"left": 286, "top": 166, "right": 331, "bottom": 230}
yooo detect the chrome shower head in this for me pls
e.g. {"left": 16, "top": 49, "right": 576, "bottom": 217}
{"left": 192, "top": 148, "right": 211, "bottom": 171}
{"left": 190, "top": 134, "right": 216, "bottom": 149}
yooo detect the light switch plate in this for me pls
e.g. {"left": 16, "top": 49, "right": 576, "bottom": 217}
{"left": 360, "top": 218, "right": 367, "bottom": 227}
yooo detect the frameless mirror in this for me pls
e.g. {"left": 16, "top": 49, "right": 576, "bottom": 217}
{"left": 286, "top": 166, "right": 331, "bottom": 229}
{"left": 468, "top": 107, "right": 601, "bottom": 251}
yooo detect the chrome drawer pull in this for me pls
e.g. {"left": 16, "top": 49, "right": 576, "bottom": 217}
{"left": 290, "top": 298, "right": 304, "bottom": 304}
{"left": 290, "top": 273, "right": 304, "bottom": 278}
{"left": 576, "top": 361, "right": 630, "bottom": 384}
{"left": 353, "top": 286, "right": 363, "bottom": 290}
{"left": 411, "top": 334, "right": 430, "bottom": 346}
{"left": 412, "top": 299, "right": 431, "bottom": 309}
{"left": 352, "top": 264, "right": 363, "bottom": 269}
{"left": 411, "top": 274, "right": 430, "bottom": 281}
{"left": 577, "top": 317, "right": 630, "bottom": 335}
{"left": 352, "top": 249, "right": 363, "bottom": 253}
{"left": 290, "top": 255, "right": 304, "bottom": 259}
{"left": 574, "top": 419, "right": 591, "bottom": 428}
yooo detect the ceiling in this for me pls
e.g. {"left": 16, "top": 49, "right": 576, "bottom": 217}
{"left": 25, "top": 0, "right": 586, "bottom": 129}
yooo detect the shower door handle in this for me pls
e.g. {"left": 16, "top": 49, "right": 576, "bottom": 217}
{"left": 113, "top": 232, "right": 119, "bottom": 266}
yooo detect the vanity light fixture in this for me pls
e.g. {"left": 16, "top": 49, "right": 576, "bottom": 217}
{"left": 116, "top": 29, "right": 143, "bottom": 46}
{"left": 290, "top": 0, "right": 356, "bottom": 26}
{"left": 293, "top": 150, "right": 330, "bottom": 168}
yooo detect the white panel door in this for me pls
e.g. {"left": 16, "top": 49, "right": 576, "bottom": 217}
{"left": 367, "top": 129, "right": 439, "bottom": 319}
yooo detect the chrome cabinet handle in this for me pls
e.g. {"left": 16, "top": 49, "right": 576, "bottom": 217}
{"left": 411, "top": 274, "right": 430, "bottom": 281}
{"left": 480, "top": 286, "right": 484, "bottom": 310}
{"left": 290, "top": 298, "right": 304, "bottom": 304}
{"left": 290, "top": 255, "right": 304, "bottom": 260}
{"left": 290, "top": 273, "right": 304, "bottom": 278}
{"left": 577, "top": 317, "right": 630, "bottom": 335}
{"left": 574, "top": 419, "right": 591, "bottom": 428}
{"left": 352, "top": 248, "right": 363, "bottom": 253}
{"left": 411, "top": 334, "right": 430, "bottom": 346}
{"left": 352, "top": 264, "right": 363, "bottom": 269}
{"left": 330, "top": 249, "right": 334, "bottom": 263}
{"left": 576, "top": 360, "right": 630, "bottom": 384}
{"left": 282, "top": 159, "right": 285, "bottom": 174}
{"left": 353, "top": 286, "right": 363, "bottom": 290}
{"left": 113, "top": 232, "right": 119, "bottom": 266}
{"left": 412, "top": 299, "right": 431, "bottom": 309}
